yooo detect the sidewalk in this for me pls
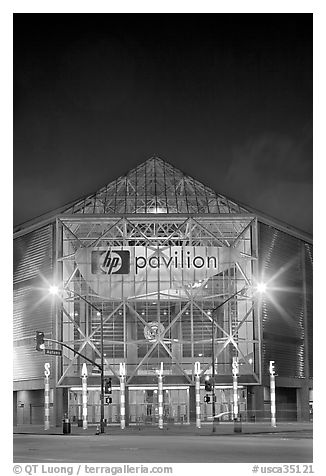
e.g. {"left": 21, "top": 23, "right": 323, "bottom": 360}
{"left": 13, "top": 421, "right": 313, "bottom": 437}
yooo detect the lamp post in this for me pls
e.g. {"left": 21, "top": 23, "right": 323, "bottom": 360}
{"left": 210, "top": 283, "right": 267, "bottom": 432}
{"left": 81, "top": 363, "right": 88, "bottom": 430}
{"left": 49, "top": 286, "right": 106, "bottom": 434}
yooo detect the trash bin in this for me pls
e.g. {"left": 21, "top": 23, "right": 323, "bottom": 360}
{"left": 63, "top": 415, "right": 71, "bottom": 434}
{"left": 234, "top": 417, "right": 242, "bottom": 433}
{"left": 77, "top": 419, "right": 83, "bottom": 427}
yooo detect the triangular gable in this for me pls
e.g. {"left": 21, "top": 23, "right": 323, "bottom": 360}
{"left": 14, "top": 156, "right": 312, "bottom": 244}
{"left": 64, "top": 156, "right": 249, "bottom": 215}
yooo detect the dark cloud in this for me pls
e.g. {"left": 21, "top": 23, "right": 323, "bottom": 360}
{"left": 223, "top": 131, "right": 312, "bottom": 231}
{"left": 230, "top": 130, "right": 312, "bottom": 184}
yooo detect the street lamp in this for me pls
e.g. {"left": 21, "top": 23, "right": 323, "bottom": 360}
{"left": 49, "top": 286, "right": 106, "bottom": 434}
{"left": 256, "top": 282, "right": 267, "bottom": 294}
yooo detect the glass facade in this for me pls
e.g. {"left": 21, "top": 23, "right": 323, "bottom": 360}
{"left": 57, "top": 215, "right": 260, "bottom": 390}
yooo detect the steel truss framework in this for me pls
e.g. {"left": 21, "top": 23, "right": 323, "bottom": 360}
{"left": 64, "top": 157, "right": 249, "bottom": 216}
{"left": 52, "top": 157, "right": 261, "bottom": 387}
{"left": 55, "top": 215, "right": 260, "bottom": 387}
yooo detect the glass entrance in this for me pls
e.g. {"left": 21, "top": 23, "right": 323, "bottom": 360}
{"left": 128, "top": 387, "right": 189, "bottom": 424}
{"left": 69, "top": 388, "right": 120, "bottom": 424}
{"left": 68, "top": 386, "right": 189, "bottom": 425}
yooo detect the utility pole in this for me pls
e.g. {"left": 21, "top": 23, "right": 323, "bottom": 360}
{"left": 211, "top": 316, "right": 216, "bottom": 432}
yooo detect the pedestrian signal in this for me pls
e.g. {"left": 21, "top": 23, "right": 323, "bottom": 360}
{"left": 205, "top": 380, "right": 212, "bottom": 392}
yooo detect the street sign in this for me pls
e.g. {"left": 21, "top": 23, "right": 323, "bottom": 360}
{"left": 45, "top": 348, "right": 62, "bottom": 356}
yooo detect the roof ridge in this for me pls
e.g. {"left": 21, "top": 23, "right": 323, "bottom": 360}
{"left": 14, "top": 156, "right": 312, "bottom": 243}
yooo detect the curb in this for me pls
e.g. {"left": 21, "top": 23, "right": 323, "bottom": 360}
{"left": 14, "top": 428, "right": 313, "bottom": 437}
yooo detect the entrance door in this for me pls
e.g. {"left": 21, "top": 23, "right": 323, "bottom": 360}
{"left": 68, "top": 388, "right": 120, "bottom": 424}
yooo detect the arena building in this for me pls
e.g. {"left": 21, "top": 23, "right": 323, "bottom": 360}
{"left": 13, "top": 157, "right": 313, "bottom": 427}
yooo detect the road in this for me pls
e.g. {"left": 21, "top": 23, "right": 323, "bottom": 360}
{"left": 13, "top": 433, "right": 313, "bottom": 463}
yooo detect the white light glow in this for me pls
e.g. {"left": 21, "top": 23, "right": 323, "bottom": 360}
{"left": 49, "top": 285, "right": 59, "bottom": 295}
{"left": 256, "top": 283, "right": 267, "bottom": 293}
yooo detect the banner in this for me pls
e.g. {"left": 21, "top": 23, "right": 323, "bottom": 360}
{"left": 75, "top": 246, "right": 242, "bottom": 299}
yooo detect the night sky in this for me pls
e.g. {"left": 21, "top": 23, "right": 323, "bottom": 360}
{"left": 13, "top": 14, "right": 313, "bottom": 234}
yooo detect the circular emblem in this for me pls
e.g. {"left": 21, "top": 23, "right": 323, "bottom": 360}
{"left": 144, "top": 321, "right": 165, "bottom": 341}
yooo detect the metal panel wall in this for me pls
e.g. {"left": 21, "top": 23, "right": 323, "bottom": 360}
{"left": 304, "top": 243, "right": 313, "bottom": 378}
{"left": 14, "top": 226, "right": 53, "bottom": 284}
{"left": 259, "top": 223, "right": 311, "bottom": 379}
{"left": 13, "top": 225, "right": 55, "bottom": 382}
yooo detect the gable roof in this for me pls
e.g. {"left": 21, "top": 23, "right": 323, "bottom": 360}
{"left": 64, "top": 156, "right": 248, "bottom": 216}
{"left": 14, "top": 156, "right": 312, "bottom": 243}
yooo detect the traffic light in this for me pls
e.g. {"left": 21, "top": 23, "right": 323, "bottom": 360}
{"left": 204, "top": 395, "right": 210, "bottom": 403}
{"left": 35, "top": 331, "right": 45, "bottom": 351}
{"left": 105, "top": 378, "right": 112, "bottom": 394}
{"left": 205, "top": 379, "right": 212, "bottom": 392}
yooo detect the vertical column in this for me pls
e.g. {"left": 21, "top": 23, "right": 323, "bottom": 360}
{"left": 44, "top": 363, "right": 51, "bottom": 430}
{"left": 232, "top": 357, "right": 239, "bottom": 419}
{"left": 56, "top": 388, "right": 68, "bottom": 427}
{"left": 188, "top": 385, "right": 196, "bottom": 422}
{"left": 158, "top": 362, "right": 163, "bottom": 429}
{"left": 13, "top": 391, "right": 17, "bottom": 427}
{"left": 82, "top": 363, "right": 88, "bottom": 430}
{"left": 269, "top": 361, "right": 276, "bottom": 427}
{"left": 194, "top": 362, "right": 201, "bottom": 428}
{"left": 120, "top": 362, "right": 126, "bottom": 430}
{"left": 297, "top": 386, "right": 310, "bottom": 422}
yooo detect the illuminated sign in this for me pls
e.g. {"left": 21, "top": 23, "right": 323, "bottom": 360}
{"left": 92, "top": 249, "right": 130, "bottom": 275}
{"left": 232, "top": 357, "right": 239, "bottom": 376}
{"left": 90, "top": 246, "right": 222, "bottom": 275}
{"left": 194, "top": 361, "right": 201, "bottom": 375}
{"left": 44, "top": 362, "right": 50, "bottom": 378}
{"left": 76, "top": 245, "right": 244, "bottom": 299}
{"left": 269, "top": 360, "right": 276, "bottom": 376}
